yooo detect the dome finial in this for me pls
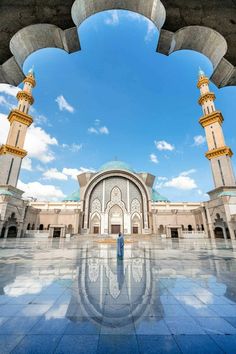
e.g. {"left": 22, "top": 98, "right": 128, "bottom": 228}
{"left": 28, "top": 65, "right": 35, "bottom": 77}
{"left": 198, "top": 67, "right": 205, "bottom": 78}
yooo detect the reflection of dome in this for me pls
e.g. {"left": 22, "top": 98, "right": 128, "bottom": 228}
{"left": 152, "top": 189, "right": 169, "bottom": 202}
{"left": 99, "top": 160, "right": 135, "bottom": 173}
{"left": 63, "top": 190, "right": 80, "bottom": 202}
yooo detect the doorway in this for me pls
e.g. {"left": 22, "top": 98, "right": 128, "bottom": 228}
{"left": 133, "top": 226, "right": 138, "bottom": 234}
{"left": 7, "top": 226, "right": 17, "bottom": 238}
{"left": 111, "top": 225, "right": 121, "bottom": 234}
{"left": 93, "top": 226, "right": 99, "bottom": 234}
{"left": 171, "top": 228, "right": 179, "bottom": 238}
{"left": 53, "top": 227, "right": 61, "bottom": 238}
{"left": 214, "top": 227, "right": 224, "bottom": 238}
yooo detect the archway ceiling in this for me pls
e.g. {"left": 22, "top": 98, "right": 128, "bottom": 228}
{"left": 0, "top": 0, "right": 236, "bottom": 87}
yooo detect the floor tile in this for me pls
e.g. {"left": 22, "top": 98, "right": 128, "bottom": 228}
{"left": 30, "top": 317, "right": 70, "bottom": 334}
{"left": 135, "top": 317, "right": 171, "bottom": 335}
{"left": 210, "top": 334, "right": 236, "bottom": 353}
{"left": 11, "top": 334, "right": 61, "bottom": 354}
{"left": 55, "top": 334, "right": 99, "bottom": 354}
{"left": 0, "top": 334, "right": 23, "bottom": 353}
{"left": 196, "top": 317, "right": 236, "bottom": 334}
{"left": 174, "top": 334, "right": 223, "bottom": 354}
{"left": 64, "top": 318, "right": 101, "bottom": 334}
{"left": 97, "top": 335, "right": 139, "bottom": 354}
{"left": 137, "top": 335, "right": 182, "bottom": 354}
{"left": 0, "top": 316, "right": 41, "bottom": 334}
{"left": 165, "top": 316, "right": 205, "bottom": 334}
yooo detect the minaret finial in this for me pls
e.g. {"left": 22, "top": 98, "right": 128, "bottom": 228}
{"left": 198, "top": 67, "right": 205, "bottom": 77}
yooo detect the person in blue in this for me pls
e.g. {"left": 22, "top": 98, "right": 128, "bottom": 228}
{"left": 117, "top": 232, "right": 124, "bottom": 260}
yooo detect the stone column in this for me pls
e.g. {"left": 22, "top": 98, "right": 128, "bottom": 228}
{"left": 222, "top": 227, "right": 227, "bottom": 240}
{"left": 228, "top": 222, "right": 235, "bottom": 241}
{"left": 4, "top": 227, "right": 8, "bottom": 238}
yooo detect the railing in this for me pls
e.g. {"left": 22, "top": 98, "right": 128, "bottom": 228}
{"left": 182, "top": 231, "right": 206, "bottom": 238}
{"left": 25, "top": 230, "right": 49, "bottom": 238}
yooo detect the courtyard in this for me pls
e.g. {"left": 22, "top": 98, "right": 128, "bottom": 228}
{"left": 0, "top": 237, "right": 235, "bottom": 353}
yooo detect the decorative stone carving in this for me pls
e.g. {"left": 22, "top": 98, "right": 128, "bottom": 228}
{"left": 91, "top": 198, "right": 101, "bottom": 214}
{"left": 131, "top": 199, "right": 141, "bottom": 214}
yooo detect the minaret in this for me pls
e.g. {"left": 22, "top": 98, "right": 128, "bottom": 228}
{"left": 197, "top": 68, "right": 235, "bottom": 188}
{"left": 0, "top": 68, "right": 35, "bottom": 187}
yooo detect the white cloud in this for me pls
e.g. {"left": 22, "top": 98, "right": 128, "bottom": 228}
{"left": 145, "top": 21, "right": 156, "bottom": 42}
{"left": 164, "top": 175, "right": 197, "bottom": 190}
{"left": 180, "top": 169, "right": 196, "bottom": 176}
{"left": 88, "top": 127, "right": 98, "bottom": 134}
{"left": 125, "top": 12, "right": 156, "bottom": 42}
{"left": 0, "top": 114, "right": 58, "bottom": 164}
{"left": 55, "top": 95, "right": 74, "bottom": 113}
{"left": 105, "top": 10, "right": 119, "bottom": 26}
{"left": 17, "top": 180, "right": 65, "bottom": 201}
{"left": 150, "top": 153, "right": 158, "bottom": 164}
{"left": 63, "top": 167, "right": 95, "bottom": 180}
{"left": 43, "top": 168, "right": 68, "bottom": 181}
{"left": 21, "top": 157, "right": 33, "bottom": 171}
{"left": 155, "top": 140, "right": 175, "bottom": 151}
{"left": 193, "top": 135, "right": 206, "bottom": 146}
{"left": 88, "top": 120, "right": 109, "bottom": 135}
{"left": 25, "top": 124, "right": 58, "bottom": 163}
{"left": 62, "top": 143, "right": 82, "bottom": 152}
{"left": 0, "top": 84, "right": 20, "bottom": 97}
{"left": 156, "top": 170, "right": 197, "bottom": 190}
{"left": 99, "top": 126, "right": 109, "bottom": 135}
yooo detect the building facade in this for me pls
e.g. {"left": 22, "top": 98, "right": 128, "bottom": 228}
{"left": 0, "top": 70, "right": 236, "bottom": 240}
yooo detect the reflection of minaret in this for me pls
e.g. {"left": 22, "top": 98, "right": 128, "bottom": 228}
{"left": 197, "top": 69, "right": 235, "bottom": 188}
{"left": 0, "top": 68, "right": 35, "bottom": 187}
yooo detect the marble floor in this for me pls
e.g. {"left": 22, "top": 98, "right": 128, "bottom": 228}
{"left": 0, "top": 236, "right": 236, "bottom": 353}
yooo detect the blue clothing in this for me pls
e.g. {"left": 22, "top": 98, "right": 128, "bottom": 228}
{"left": 117, "top": 234, "right": 124, "bottom": 259}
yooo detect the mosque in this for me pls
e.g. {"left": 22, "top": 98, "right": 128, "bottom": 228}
{"left": 0, "top": 69, "right": 236, "bottom": 240}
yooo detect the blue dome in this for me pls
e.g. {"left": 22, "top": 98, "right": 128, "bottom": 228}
{"left": 99, "top": 160, "right": 135, "bottom": 173}
{"left": 152, "top": 189, "right": 169, "bottom": 202}
{"left": 63, "top": 190, "right": 80, "bottom": 202}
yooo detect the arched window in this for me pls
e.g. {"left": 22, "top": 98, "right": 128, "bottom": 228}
{"left": 39, "top": 224, "right": 44, "bottom": 230}
{"left": 188, "top": 225, "right": 193, "bottom": 231}
{"left": 201, "top": 224, "right": 204, "bottom": 230}
{"left": 31, "top": 224, "right": 35, "bottom": 230}
{"left": 27, "top": 223, "right": 30, "bottom": 230}
{"left": 47, "top": 224, "right": 50, "bottom": 230}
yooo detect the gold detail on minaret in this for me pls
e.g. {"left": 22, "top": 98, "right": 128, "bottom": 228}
{"left": 16, "top": 91, "right": 34, "bottom": 105}
{"left": 197, "top": 77, "right": 209, "bottom": 88}
{"left": 0, "top": 144, "right": 27, "bottom": 158}
{"left": 23, "top": 75, "right": 36, "bottom": 87}
{"left": 199, "top": 111, "right": 224, "bottom": 128}
{"left": 198, "top": 92, "right": 215, "bottom": 105}
{"left": 8, "top": 110, "right": 33, "bottom": 127}
{"left": 205, "top": 146, "right": 233, "bottom": 160}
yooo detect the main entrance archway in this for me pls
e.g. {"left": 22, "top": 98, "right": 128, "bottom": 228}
{"left": 109, "top": 204, "right": 123, "bottom": 234}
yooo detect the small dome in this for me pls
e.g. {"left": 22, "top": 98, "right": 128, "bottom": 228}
{"left": 152, "top": 189, "right": 169, "bottom": 202}
{"left": 63, "top": 190, "right": 80, "bottom": 202}
{"left": 218, "top": 191, "right": 236, "bottom": 197}
{"left": 99, "top": 160, "right": 135, "bottom": 173}
{"left": 0, "top": 189, "right": 14, "bottom": 197}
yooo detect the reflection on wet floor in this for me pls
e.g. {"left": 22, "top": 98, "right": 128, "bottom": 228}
{"left": 0, "top": 237, "right": 236, "bottom": 353}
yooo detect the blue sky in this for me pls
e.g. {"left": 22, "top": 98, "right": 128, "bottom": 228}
{"left": 0, "top": 10, "right": 236, "bottom": 202}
